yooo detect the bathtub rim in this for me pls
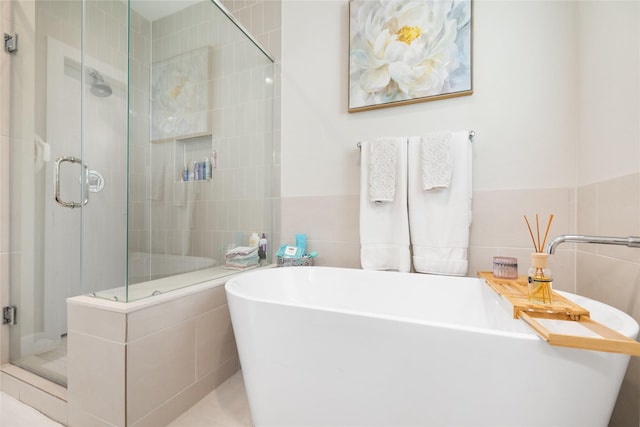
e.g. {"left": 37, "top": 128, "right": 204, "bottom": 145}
{"left": 226, "top": 266, "right": 640, "bottom": 342}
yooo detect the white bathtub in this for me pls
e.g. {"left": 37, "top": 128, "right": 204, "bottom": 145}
{"left": 226, "top": 267, "right": 638, "bottom": 427}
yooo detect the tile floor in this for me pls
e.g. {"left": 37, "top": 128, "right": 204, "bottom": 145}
{"left": 0, "top": 391, "right": 62, "bottom": 427}
{"left": 0, "top": 370, "right": 252, "bottom": 427}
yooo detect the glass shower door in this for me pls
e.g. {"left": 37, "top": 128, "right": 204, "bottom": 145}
{"left": 6, "top": 1, "right": 83, "bottom": 387}
{"left": 7, "top": 0, "right": 129, "bottom": 387}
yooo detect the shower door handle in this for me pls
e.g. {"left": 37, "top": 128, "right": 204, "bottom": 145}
{"left": 54, "top": 156, "right": 89, "bottom": 209}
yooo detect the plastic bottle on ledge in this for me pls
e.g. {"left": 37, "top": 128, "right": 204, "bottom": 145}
{"left": 188, "top": 161, "right": 196, "bottom": 181}
{"left": 259, "top": 233, "right": 267, "bottom": 264}
{"left": 249, "top": 232, "right": 260, "bottom": 248}
{"left": 204, "top": 158, "right": 212, "bottom": 180}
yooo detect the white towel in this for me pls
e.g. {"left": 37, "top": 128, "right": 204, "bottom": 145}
{"left": 150, "top": 163, "right": 166, "bottom": 201}
{"left": 359, "top": 138, "right": 411, "bottom": 272}
{"left": 421, "top": 131, "right": 453, "bottom": 190}
{"left": 408, "top": 132, "right": 472, "bottom": 276}
{"left": 368, "top": 138, "right": 399, "bottom": 203}
{"left": 34, "top": 134, "right": 51, "bottom": 173}
{"left": 173, "top": 181, "right": 189, "bottom": 207}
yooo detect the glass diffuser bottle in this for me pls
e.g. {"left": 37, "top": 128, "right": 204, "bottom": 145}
{"left": 528, "top": 252, "right": 553, "bottom": 304}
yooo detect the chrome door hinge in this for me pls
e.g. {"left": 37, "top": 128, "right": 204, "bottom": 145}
{"left": 3, "top": 305, "right": 16, "bottom": 325}
{"left": 4, "top": 33, "right": 18, "bottom": 55}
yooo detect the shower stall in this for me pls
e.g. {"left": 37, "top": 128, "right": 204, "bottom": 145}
{"left": 4, "top": 0, "right": 275, "bottom": 389}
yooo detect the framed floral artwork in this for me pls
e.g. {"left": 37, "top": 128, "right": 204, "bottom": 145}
{"left": 151, "top": 47, "right": 211, "bottom": 141}
{"left": 348, "top": 0, "right": 473, "bottom": 112}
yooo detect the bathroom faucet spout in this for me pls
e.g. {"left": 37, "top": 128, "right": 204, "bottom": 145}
{"left": 544, "top": 234, "right": 640, "bottom": 254}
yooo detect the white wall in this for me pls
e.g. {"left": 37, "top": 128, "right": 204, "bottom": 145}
{"left": 281, "top": 0, "right": 580, "bottom": 197}
{"left": 578, "top": 0, "right": 640, "bottom": 186}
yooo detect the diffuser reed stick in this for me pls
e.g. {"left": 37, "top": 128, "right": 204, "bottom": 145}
{"left": 541, "top": 214, "right": 554, "bottom": 252}
{"left": 536, "top": 214, "right": 541, "bottom": 254}
{"left": 523, "top": 215, "right": 538, "bottom": 252}
{"left": 524, "top": 213, "right": 555, "bottom": 305}
{"left": 523, "top": 214, "right": 554, "bottom": 253}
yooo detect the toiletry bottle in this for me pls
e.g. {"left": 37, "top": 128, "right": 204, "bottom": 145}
{"left": 259, "top": 233, "right": 267, "bottom": 263}
{"left": 188, "top": 161, "right": 195, "bottom": 181}
{"left": 527, "top": 253, "right": 553, "bottom": 304}
{"left": 249, "top": 232, "right": 260, "bottom": 248}
{"left": 182, "top": 166, "right": 189, "bottom": 182}
{"left": 295, "top": 234, "right": 307, "bottom": 257}
{"left": 204, "top": 158, "right": 211, "bottom": 180}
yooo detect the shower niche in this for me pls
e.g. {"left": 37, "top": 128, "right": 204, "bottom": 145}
{"left": 174, "top": 135, "right": 216, "bottom": 182}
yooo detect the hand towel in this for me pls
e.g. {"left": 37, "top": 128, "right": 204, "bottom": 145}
{"left": 408, "top": 132, "right": 472, "bottom": 276}
{"left": 34, "top": 134, "right": 51, "bottom": 173}
{"left": 421, "top": 131, "right": 453, "bottom": 190}
{"left": 369, "top": 138, "right": 399, "bottom": 203}
{"left": 172, "top": 179, "right": 192, "bottom": 207}
{"left": 166, "top": 183, "right": 196, "bottom": 256}
{"left": 359, "top": 138, "right": 411, "bottom": 272}
{"left": 150, "top": 163, "right": 165, "bottom": 201}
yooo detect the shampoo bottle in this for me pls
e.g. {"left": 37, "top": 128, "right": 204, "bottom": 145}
{"left": 249, "top": 232, "right": 260, "bottom": 248}
{"left": 259, "top": 233, "right": 267, "bottom": 263}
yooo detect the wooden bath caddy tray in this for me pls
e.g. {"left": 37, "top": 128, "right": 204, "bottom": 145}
{"left": 478, "top": 272, "right": 640, "bottom": 356}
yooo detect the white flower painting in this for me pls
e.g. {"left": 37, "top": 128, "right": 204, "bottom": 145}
{"left": 349, "top": 0, "right": 472, "bottom": 112}
{"left": 152, "top": 47, "right": 211, "bottom": 141}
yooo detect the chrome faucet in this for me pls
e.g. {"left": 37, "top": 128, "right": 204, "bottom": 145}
{"left": 544, "top": 234, "right": 640, "bottom": 254}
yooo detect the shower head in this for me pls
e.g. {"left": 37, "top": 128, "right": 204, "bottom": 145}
{"left": 88, "top": 68, "right": 113, "bottom": 98}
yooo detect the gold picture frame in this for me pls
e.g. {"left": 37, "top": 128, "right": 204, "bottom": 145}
{"left": 348, "top": 0, "right": 473, "bottom": 113}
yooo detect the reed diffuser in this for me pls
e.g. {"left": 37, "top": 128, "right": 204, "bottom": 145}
{"left": 524, "top": 214, "right": 554, "bottom": 304}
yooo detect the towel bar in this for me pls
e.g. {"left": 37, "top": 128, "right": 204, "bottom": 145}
{"left": 357, "top": 130, "right": 475, "bottom": 149}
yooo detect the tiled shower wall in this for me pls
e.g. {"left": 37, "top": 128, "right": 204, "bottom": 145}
{"left": 127, "top": 1, "right": 278, "bottom": 272}
{"left": 221, "top": 0, "right": 283, "bottom": 256}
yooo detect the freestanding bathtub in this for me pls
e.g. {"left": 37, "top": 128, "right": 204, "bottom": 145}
{"left": 226, "top": 267, "right": 638, "bottom": 427}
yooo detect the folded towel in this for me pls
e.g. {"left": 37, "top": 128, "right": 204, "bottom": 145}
{"left": 368, "top": 138, "right": 400, "bottom": 203}
{"left": 225, "top": 246, "right": 259, "bottom": 260}
{"left": 421, "top": 131, "right": 453, "bottom": 190}
{"left": 359, "top": 138, "right": 411, "bottom": 272}
{"left": 225, "top": 246, "right": 259, "bottom": 269}
{"left": 408, "top": 132, "right": 472, "bottom": 276}
{"left": 224, "top": 260, "right": 259, "bottom": 270}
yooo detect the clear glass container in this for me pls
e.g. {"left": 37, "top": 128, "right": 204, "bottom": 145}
{"left": 493, "top": 256, "right": 518, "bottom": 279}
{"left": 528, "top": 253, "right": 553, "bottom": 304}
